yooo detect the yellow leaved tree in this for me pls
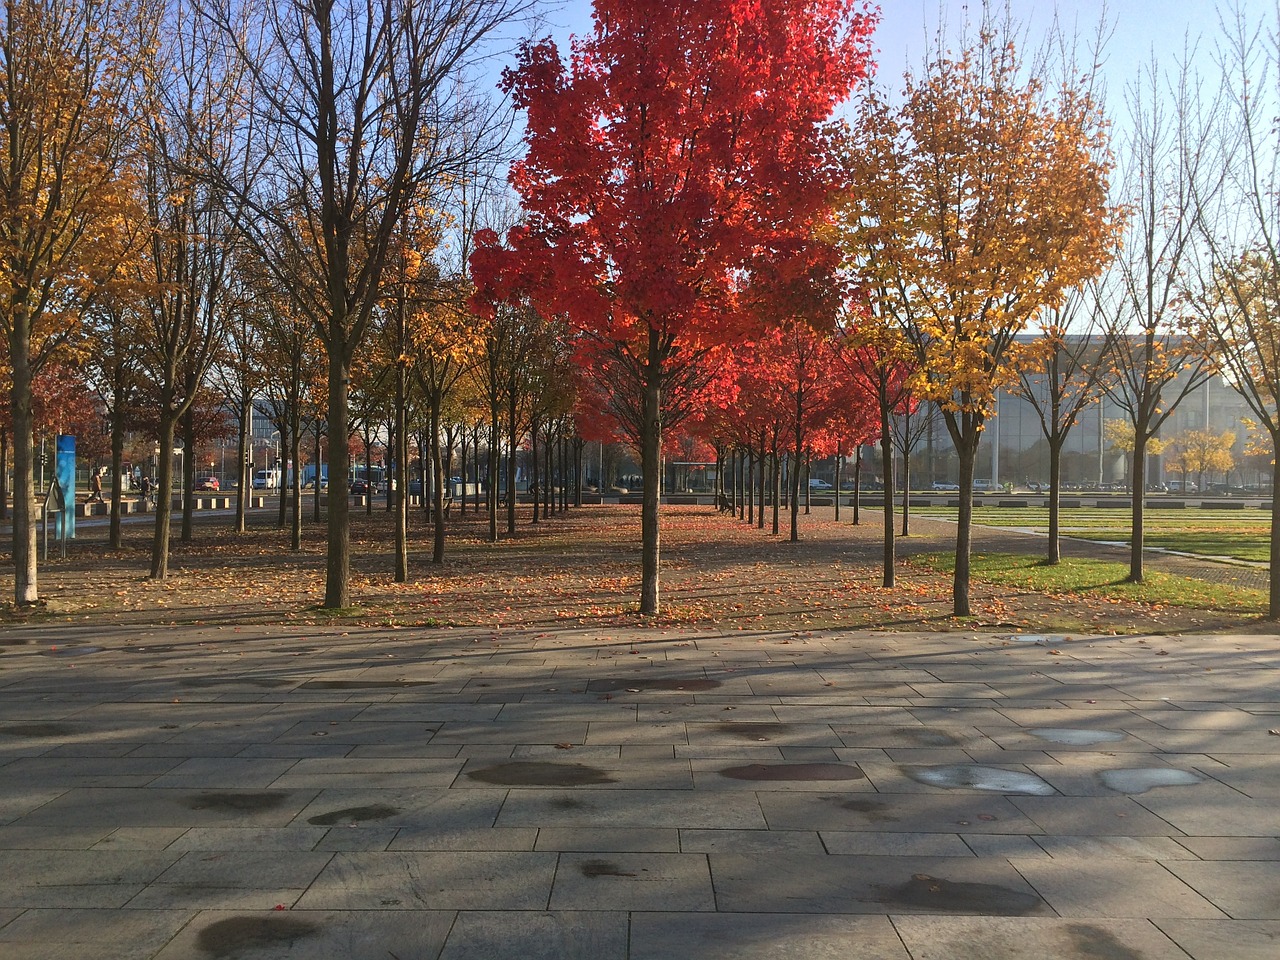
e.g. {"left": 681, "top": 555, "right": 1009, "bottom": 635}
{"left": 838, "top": 15, "right": 1116, "bottom": 615}
{"left": 0, "top": 0, "right": 151, "bottom": 604}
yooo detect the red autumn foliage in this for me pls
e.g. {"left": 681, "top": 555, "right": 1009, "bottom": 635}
{"left": 472, "top": 0, "right": 877, "bottom": 612}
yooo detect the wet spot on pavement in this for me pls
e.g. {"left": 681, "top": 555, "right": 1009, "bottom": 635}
{"left": 906, "top": 764, "right": 1056, "bottom": 796}
{"left": 581, "top": 859, "right": 637, "bottom": 877}
{"left": 466, "top": 762, "right": 617, "bottom": 786}
{"left": 714, "top": 722, "right": 791, "bottom": 740}
{"left": 875, "top": 873, "right": 1046, "bottom": 915}
{"left": 1098, "top": 768, "right": 1201, "bottom": 794}
{"left": 195, "top": 916, "right": 318, "bottom": 956}
{"left": 836, "top": 798, "right": 900, "bottom": 822}
{"left": 307, "top": 804, "right": 400, "bottom": 825}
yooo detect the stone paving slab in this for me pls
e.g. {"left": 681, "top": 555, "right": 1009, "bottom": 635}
{"left": 629, "top": 913, "right": 910, "bottom": 959}
{"left": 890, "top": 916, "right": 1185, "bottom": 960}
{"left": 1152, "top": 919, "right": 1280, "bottom": 960}
{"left": 0, "top": 622, "right": 1277, "bottom": 957}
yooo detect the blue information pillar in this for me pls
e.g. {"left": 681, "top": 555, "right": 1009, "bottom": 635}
{"left": 55, "top": 435, "right": 76, "bottom": 539}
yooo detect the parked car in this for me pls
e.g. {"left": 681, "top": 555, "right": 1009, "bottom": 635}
{"left": 195, "top": 476, "right": 219, "bottom": 492}
{"left": 931, "top": 481, "right": 960, "bottom": 491}
{"left": 808, "top": 478, "right": 832, "bottom": 489}
{"left": 350, "top": 479, "right": 377, "bottom": 496}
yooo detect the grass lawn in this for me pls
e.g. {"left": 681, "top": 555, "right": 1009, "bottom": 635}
{"left": 911, "top": 506, "right": 1273, "bottom": 563}
{"left": 909, "top": 551, "right": 1268, "bottom": 614}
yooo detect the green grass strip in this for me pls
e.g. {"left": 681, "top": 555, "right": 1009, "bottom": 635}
{"left": 908, "top": 552, "right": 1267, "bottom": 614}
{"left": 911, "top": 507, "right": 1272, "bottom": 563}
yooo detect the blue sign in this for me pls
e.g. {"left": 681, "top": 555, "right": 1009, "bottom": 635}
{"left": 55, "top": 435, "right": 75, "bottom": 539}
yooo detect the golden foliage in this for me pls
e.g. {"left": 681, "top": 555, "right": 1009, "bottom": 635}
{"left": 0, "top": 0, "right": 149, "bottom": 364}
{"left": 837, "top": 28, "right": 1117, "bottom": 422}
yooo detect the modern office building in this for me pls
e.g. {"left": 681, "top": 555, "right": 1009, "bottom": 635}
{"left": 898, "top": 338, "right": 1258, "bottom": 491}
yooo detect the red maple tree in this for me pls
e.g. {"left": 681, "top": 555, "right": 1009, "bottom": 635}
{"left": 473, "top": 0, "right": 876, "bottom": 613}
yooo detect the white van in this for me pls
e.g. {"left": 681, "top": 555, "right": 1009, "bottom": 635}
{"left": 253, "top": 469, "right": 281, "bottom": 490}
{"left": 972, "top": 479, "right": 997, "bottom": 491}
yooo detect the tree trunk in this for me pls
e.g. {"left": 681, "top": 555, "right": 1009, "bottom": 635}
{"left": 834, "top": 453, "right": 842, "bottom": 522}
{"left": 488, "top": 416, "right": 499, "bottom": 542}
{"left": 771, "top": 450, "right": 780, "bottom": 536}
{"left": 1047, "top": 438, "right": 1062, "bottom": 564}
{"left": 900, "top": 448, "right": 911, "bottom": 537}
{"left": 881, "top": 419, "right": 895, "bottom": 588}
{"left": 574, "top": 437, "right": 584, "bottom": 508}
{"left": 277, "top": 424, "right": 289, "bottom": 528}
{"left": 322, "top": 349, "right": 352, "bottom": 609}
{"left": 150, "top": 414, "right": 178, "bottom": 580}
{"left": 560, "top": 432, "right": 568, "bottom": 513}
{"left": 1129, "top": 439, "right": 1146, "bottom": 582}
{"left": 109, "top": 413, "right": 125, "bottom": 549}
{"left": 431, "top": 395, "right": 446, "bottom": 564}
{"left": 459, "top": 426, "right": 468, "bottom": 515}
{"left": 804, "top": 455, "right": 811, "bottom": 516}
{"left": 313, "top": 422, "right": 323, "bottom": 524}
{"left": 234, "top": 396, "right": 249, "bottom": 533}
{"left": 290, "top": 412, "right": 302, "bottom": 551}
{"left": 0, "top": 428, "right": 9, "bottom": 523}
{"left": 757, "top": 432, "right": 766, "bottom": 530}
{"left": 425, "top": 432, "right": 435, "bottom": 516}
{"left": 789, "top": 450, "right": 802, "bottom": 542}
{"left": 180, "top": 412, "right": 195, "bottom": 542}
{"left": 954, "top": 439, "right": 977, "bottom": 617}
{"left": 853, "top": 446, "right": 862, "bottom": 525}
{"left": 639, "top": 337, "right": 663, "bottom": 615}
{"left": 384, "top": 419, "right": 394, "bottom": 514}
{"left": 394, "top": 363, "right": 408, "bottom": 581}
{"left": 364, "top": 425, "right": 374, "bottom": 517}
{"left": 506, "top": 387, "right": 517, "bottom": 535}
{"left": 1270, "top": 449, "right": 1280, "bottom": 619}
{"left": 529, "top": 415, "right": 540, "bottom": 524}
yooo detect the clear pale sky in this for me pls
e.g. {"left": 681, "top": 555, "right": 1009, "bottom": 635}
{"left": 529, "top": 0, "right": 1231, "bottom": 118}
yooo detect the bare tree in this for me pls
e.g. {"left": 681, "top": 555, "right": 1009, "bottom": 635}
{"left": 1012, "top": 287, "right": 1115, "bottom": 562}
{"left": 210, "top": 264, "right": 264, "bottom": 534}
{"left": 137, "top": 2, "right": 240, "bottom": 579}
{"left": 1185, "top": 3, "right": 1280, "bottom": 615}
{"left": 201, "top": 0, "right": 533, "bottom": 608}
{"left": 1104, "top": 55, "right": 1217, "bottom": 582}
{"left": 83, "top": 291, "right": 147, "bottom": 550}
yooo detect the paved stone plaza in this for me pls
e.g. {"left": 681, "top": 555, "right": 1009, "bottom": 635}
{"left": 0, "top": 621, "right": 1277, "bottom": 958}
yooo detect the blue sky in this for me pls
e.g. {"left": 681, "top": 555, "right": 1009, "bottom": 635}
{"left": 527, "top": 0, "right": 1229, "bottom": 117}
